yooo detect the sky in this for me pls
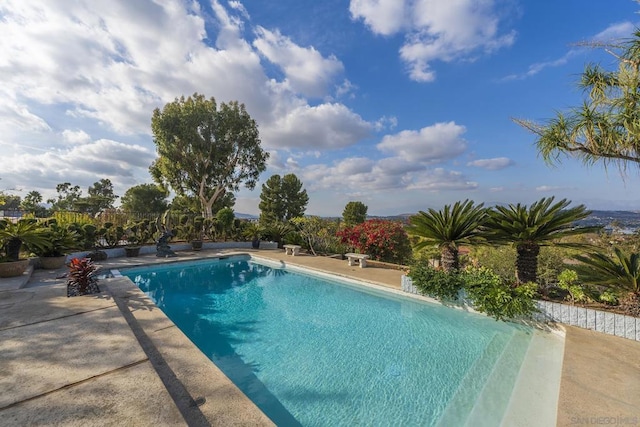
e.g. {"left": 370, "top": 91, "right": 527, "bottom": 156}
{"left": 1, "top": 0, "right": 639, "bottom": 216}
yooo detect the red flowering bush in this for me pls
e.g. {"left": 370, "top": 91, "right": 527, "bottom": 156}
{"left": 336, "top": 219, "right": 412, "bottom": 264}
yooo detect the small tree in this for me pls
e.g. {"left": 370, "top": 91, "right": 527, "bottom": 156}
{"left": 342, "top": 201, "right": 368, "bottom": 227}
{"left": 20, "top": 191, "right": 48, "bottom": 217}
{"left": 216, "top": 207, "right": 235, "bottom": 241}
{"left": 485, "top": 197, "right": 598, "bottom": 285}
{"left": 47, "top": 183, "right": 82, "bottom": 212}
{"left": 84, "top": 178, "right": 118, "bottom": 214}
{"left": 150, "top": 93, "right": 268, "bottom": 218}
{"left": 121, "top": 184, "right": 169, "bottom": 214}
{"left": 407, "top": 200, "right": 488, "bottom": 272}
{"left": 259, "top": 174, "right": 308, "bottom": 225}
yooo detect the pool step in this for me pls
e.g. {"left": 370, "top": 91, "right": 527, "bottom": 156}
{"left": 436, "top": 332, "right": 511, "bottom": 426}
{"left": 462, "top": 329, "right": 533, "bottom": 426}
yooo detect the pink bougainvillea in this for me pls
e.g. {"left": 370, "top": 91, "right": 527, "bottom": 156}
{"left": 336, "top": 219, "right": 412, "bottom": 264}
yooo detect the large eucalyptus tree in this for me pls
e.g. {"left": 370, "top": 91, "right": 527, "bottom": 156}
{"left": 150, "top": 93, "right": 269, "bottom": 218}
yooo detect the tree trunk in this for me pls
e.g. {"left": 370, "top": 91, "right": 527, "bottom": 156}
{"left": 516, "top": 243, "right": 540, "bottom": 285}
{"left": 440, "top": 246, "right": 459, "bottom": 272}
{"left": 198, "top": 178, "right": 224, "bottom": 219}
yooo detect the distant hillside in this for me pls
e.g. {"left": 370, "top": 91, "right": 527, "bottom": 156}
{"left": 387, "top": 210, "right": 640, "bottom": 232}
{"left": 235, "top": 212, "right": 258, "bottom": 220}
{"left": 575, "top": 210, "right": 640, "bottom": 232}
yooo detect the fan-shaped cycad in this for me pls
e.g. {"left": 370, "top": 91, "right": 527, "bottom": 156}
{"left": 407, "top": 200, "right": 488, "bottom": 272}
{"left": 486, "top": 197, "right": 597, "bottom": 285}
{"left": 574, "top": 248, "right": 640, "bottom": 316}
{"left": 0, "top": 218, "right": 49, "bottom": 262}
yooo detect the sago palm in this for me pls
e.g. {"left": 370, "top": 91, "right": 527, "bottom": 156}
{"left": 485, "top": 197, "right": 597, "bottom": 285}
{"left": 0, "top": 219, "right": 50, "bottom": 261}
{"left": 574, "top": 248, "right": 640, "bottom": 316}
{"left": 407, "top": 200, "right": 488, "bottom": 271}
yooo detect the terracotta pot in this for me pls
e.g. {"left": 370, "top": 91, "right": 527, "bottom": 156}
{"left": 40, "top": 256, "right": 67, "bottom": 270}
{"left": 0, "top": 259, "right": 30, "bottom": 278}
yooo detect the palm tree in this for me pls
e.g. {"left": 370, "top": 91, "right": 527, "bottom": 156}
{"left": 574, "top": 248, "right": 640, "bottom": 316}
{"left": 407, "top": 200, "right": 488, "bottom": 272}
{"left": 485, "top": 197, "right": 597, "bottom": 285}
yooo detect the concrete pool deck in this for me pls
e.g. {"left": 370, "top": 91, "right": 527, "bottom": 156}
{"left": 1, "top": 248, "right": 639, "bottom": 426}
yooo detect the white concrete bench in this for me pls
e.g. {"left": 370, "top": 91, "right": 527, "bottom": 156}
{"left": 345, "top": 253, "right": 370, "bottom": 268}
{"left": 283, "top": 244, "right": 301, "bottom": 256}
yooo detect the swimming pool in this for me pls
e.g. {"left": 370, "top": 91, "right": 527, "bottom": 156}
{"left": 123, "top": 256, "right": 536, "bottom": 426}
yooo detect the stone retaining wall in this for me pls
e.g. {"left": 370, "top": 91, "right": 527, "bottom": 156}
{"left": 401, "top": 275, "right": 640, "bottom": 342}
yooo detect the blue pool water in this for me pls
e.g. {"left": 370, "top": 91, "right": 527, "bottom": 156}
{"left": 124, "top": 256, "right": 533, "bottom": 426}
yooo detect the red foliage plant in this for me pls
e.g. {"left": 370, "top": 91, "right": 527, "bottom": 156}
{"left": 67, "top": 257, "right": 100, "bottom": 296}
{"left": 336, "top": 219, "right": 412, "bottom": 264}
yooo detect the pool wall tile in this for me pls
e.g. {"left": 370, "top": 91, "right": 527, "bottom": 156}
{"left": 400, "top": 276, "right": 639, "bottom": 342}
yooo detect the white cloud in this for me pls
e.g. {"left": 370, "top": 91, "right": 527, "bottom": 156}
{"left": 62, "top": 129, "right": 91, "bottom": 145}
{"left": 0, "top": 98, "right": 51, "bottom": 135}
{"left": 261, "top": 103, "right": 372, "bottom": 150}
{"left": 374, "top": 115, "right": 398, "bottom": 131}
{"left": 253, "top": 26, "right": 344, "bottom": 98}
{"left": 349, "top": 0, "right": 407, "bottom": 36}
{"left": 335, "top": 79, "right": 357, "bottom": 99}
{"left": 536, "top": 185, "right": 565, "bottom": 192}
{"left": 351, "top": 0, "right": 516, "bottom": 82}
{"left": 298, "top": 155, "right": 475, "bottom": 195}
{"left": 228, "top": 1, "right": 250, "bottom": 20}
{"left": 1, "top": 139, "right": 155, "bottom": 199}
{"left": 407, "top": 168, "right": 478, "bottom": 191}
{"left": 377, "top": 121, "right": 467, "bottom": 163}
{"left": 0, "top": 0, "right": 374, "bottom": 197}
{"left": 593, "top": 21, "right": 635, "bottom": 42}
{"left": 467, "top": 157, "right": 514, "bottom": 170}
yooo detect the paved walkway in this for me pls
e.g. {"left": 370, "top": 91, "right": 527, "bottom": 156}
{"left": 1, "top": 248, "right": 639, "bottom": 426}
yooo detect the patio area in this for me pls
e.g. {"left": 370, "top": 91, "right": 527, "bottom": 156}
{"left": 1, "top": 248, "right": 639, "bottom": 426}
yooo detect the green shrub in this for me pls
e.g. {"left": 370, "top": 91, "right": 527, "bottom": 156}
{"left": 461, "top": 267, "right": 538, "bottom": 321}
{"left": 470, "top": 246, "right": 516, "bottom": 281}
{"left": 407, "top": 261, "right": 463, "bottom": 301}
{"left": 598, "top": 289, "right": 619, "bottom": 305}
{"left": 557, "top": 269, "right": 591, "bottom": 304}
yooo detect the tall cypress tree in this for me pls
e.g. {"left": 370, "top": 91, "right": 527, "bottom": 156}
{"left": 259, "top": 173, "right": 308, "bottom": 225}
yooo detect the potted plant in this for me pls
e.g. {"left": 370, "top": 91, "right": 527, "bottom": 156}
{"left": 190, "top": 216, "right": 204, "bottom": 250}
{"left": 0, "top": 218, "right": 50, "bottom": 277}
{"left": 176, "top": 215, "right": 204, "bottom": 250}
{"left": 124, "top": 220, "right": 155, "bottom": 257}
{"left": 29, "top": 220, "right": 81, "bottom": 269}
{"left": 243, "top": 222, "right": 264, "bottom": 249}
